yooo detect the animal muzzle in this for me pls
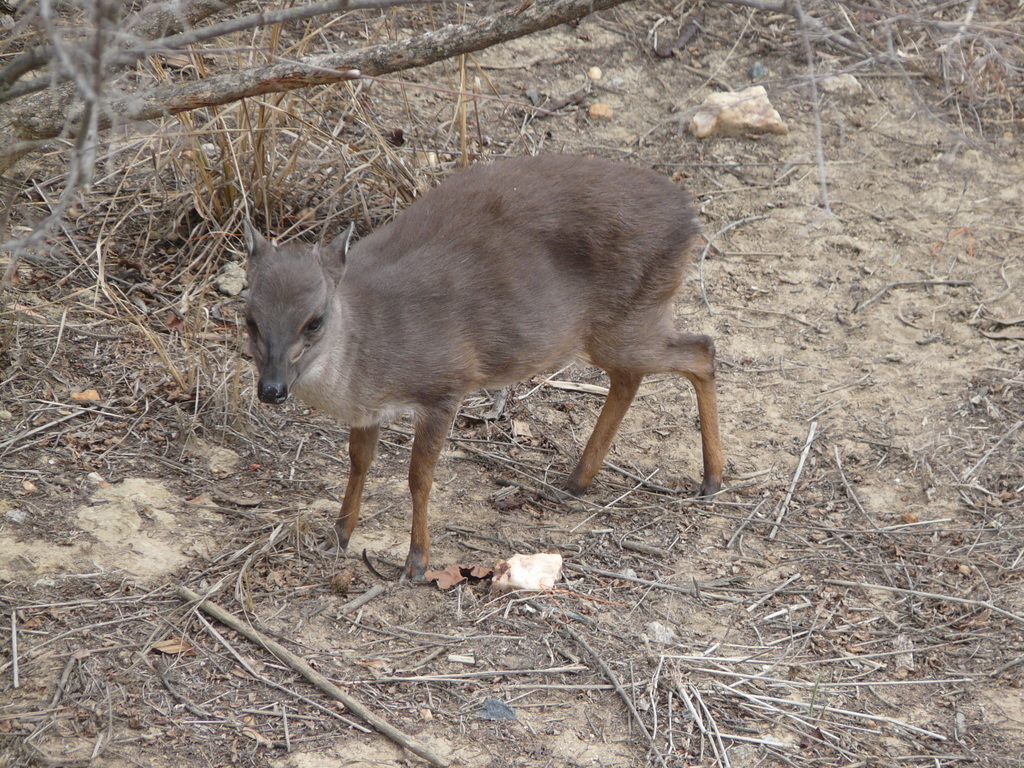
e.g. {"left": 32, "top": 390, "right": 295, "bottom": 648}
{"left": 258, "top": 379, "right": 289, "bottom": 404}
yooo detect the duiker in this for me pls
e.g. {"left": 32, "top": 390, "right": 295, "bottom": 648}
{"left": 243, "top": 155, "right": 723, "bottom": 579}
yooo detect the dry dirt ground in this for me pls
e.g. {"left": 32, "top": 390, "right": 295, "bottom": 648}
{"left": 2, "top": 2, "right": 1023, "bottom": 766}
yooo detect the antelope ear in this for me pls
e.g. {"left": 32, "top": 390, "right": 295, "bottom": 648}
{"left": 316, "top": 222, "right": 354, "bottom": 281}
{"left": 242, "top": 219, "right": 273, "bottom": 265}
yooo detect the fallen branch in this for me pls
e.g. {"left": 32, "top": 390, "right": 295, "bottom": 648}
{"left": 174, "top": 585, "right": 450, "bottom": 768}
{"left": 0, "top": 0, "right": 636, "bottom": 172}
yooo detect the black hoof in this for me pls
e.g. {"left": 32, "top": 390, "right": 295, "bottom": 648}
{"left": 697, "top": 477, "right": 722, "bottom": 499}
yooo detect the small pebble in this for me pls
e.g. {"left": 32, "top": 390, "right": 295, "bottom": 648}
{"left": 587, "top": 66, "right": 603, "bottom": 81}
{"left": 588, "top": 103, "right": 614, "bottom": 120}
{"left": 477, "top": 698, "right": 516, "bottom": 721}
{"left": 645, "top": 621, "right": 678, "bottom": 644}
{"left": 4, "top": 509, "right": 28, "bottom": 524}
{"left": 524, "top": 87, "right": 541, "bottom": 106}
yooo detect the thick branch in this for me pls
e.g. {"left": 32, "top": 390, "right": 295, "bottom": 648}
{"left": 0, "top": 0, "right": 248, "bottom": 92}
{"left": 0, "top": 0, "right": 634, "bottom": 173}
{"left": 2, "top": 0, "right": 456, "bottom": 100}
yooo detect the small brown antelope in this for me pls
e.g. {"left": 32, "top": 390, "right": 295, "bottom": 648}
{"left": 243, "top": 155, "right": 723, "bottom": 580}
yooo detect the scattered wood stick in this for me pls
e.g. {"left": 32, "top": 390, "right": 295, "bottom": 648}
{"left": 769, "top": 420, "right": 818, "bottom": 540}
{"left": 190, "top": 611, "right": 371, "bottom": 734}
{"left": 352, "top": 664, "right": 586, "bottom": 685}
{"left": 563, "top": 562, "right": 742, "bottom": 603}
{"left": 338, "top": 583, "right": 387, "bottom": 615}
{"left": 721, "top": 682, "right": 947, "bottom": 741}
{"left": 744, "top": 573, "right": 802, "bottom": 614}
{"left": 698, "top": 215, "right": 768, "bottom": 315}
{"left": 10, "top": 609, "right": 18, "bottom": 689}
{"left": 543, "top": 379, "right": 609, "bottom": 395}
{"left": 653, "top": 12, "right": 703, "bottom": 57}
{"left": 621, "top": 540, "right": 669, "bottom": 558}
{"left": 558, "top": 620, "right": 669, "bottom": 768}
{"left": 853, "top": 279, "right": 972, "bottom": 312}
{"left": 543, "top": 84, "right": 590, "bottom": 112}
{"left": 961, "top": 416, "right": 1024, "bottom": 482}
{"left": 824, "top": 579, "right": 1024, "bottom": 629}
{"left": 174, "top": 585, "right": 450, "bottom": 768}
{"left": 676, "top": 683, "right": 730, "bottom": 767}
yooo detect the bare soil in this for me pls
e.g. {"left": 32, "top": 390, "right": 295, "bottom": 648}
{"left": 2, "top": 2, "right": 1023, "bottom": 767}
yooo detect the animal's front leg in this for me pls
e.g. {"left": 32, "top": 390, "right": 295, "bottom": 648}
{"left": 406, "top": 407, "right": 457, "bottom": 580}
{"left": 335, "top": 424, "right": 381, "bottom": 550}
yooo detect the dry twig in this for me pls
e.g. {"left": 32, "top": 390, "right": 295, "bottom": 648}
{"left": 175, "top": 585, "right": 450, "bottom": 768}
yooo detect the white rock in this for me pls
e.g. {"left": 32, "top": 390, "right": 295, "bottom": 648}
{"left": 820, "top": 73, "right": 863, "bottom": 95}
{"left": 644, "top": 620, "right": 678, "bottom": 644}
{"left": 492, "top": 553, "right": 563, "bottom": 592}
{"left": 689, "top": 85, "right": 788, "bottom": 138}
{"left": 4, "top": 509, "right": 28, "bottom": 524}
{"left": 215, "top": 262, "right": 247, "bottom": 297}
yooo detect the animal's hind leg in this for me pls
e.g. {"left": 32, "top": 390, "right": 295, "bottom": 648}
{"left": 664, "top": 333, "right": 723, "bottom": 497}
{"left": 566, "top": 371, "right": 642, "bottom": 495}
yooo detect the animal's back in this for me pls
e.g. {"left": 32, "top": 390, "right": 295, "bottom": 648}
{"left": 350, "top": 155, "right": 700, "bottom": 340}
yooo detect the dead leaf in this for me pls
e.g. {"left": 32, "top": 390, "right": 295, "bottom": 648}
{"left": 799, "top": 726, "right": 826, "bottom": 747}
{"left": 152, "top": 637, "right": 195, "bottom": 655}
{"left": 241, "top": 726, "right": 272, "bottom": 745}
{"left": 901, "top": 512, "right": 918, "bottom": 524}
{"left": 425, "top": 563, "right": 495, "bottom": 590}
{"left": 425, "top": 564, "right": 470, "bottom": 589}
{"left": 511, "top": 420, "right": 533, "bottom": 439}
{"left": 163, "top": 312, "right": 186, "bottom": 333}
{"left": 70, "top": 389, "right": 101, "bottom": 402}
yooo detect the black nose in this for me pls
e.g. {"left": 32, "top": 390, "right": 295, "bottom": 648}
{"left": 258, "top": 380, "right": 288, "bottom": 404}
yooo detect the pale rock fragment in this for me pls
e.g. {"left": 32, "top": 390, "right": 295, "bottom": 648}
{"left": 819, "top": 73, "right": 863, "bottom": 95}
{"left": 689, "top": 85, "right": 788, "bottom": 138}
{"left": 492, "top": 553, "right": 563, "bottom": 592}
{"left": 216, "top": 261, "right": 247, "bottom": 297}
{"left": 644, "top": 620, "right": 678, "bottom": 644}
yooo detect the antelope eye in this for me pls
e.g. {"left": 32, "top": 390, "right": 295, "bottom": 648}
{"left": 305, "top": 317, "right": 323, "bottom": 334}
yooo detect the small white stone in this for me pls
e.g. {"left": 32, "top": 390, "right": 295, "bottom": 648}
{"left": 215, "top": 262, "right": 247, "bottom": 297}
{"left": 4, "top": 509, "right": 28, "bottom": 524}
{"left": 644, "top": 621, "right": 678, "bottom": 644}
{"left": 820, "top": 73, "right": 863, "bottom": 95}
